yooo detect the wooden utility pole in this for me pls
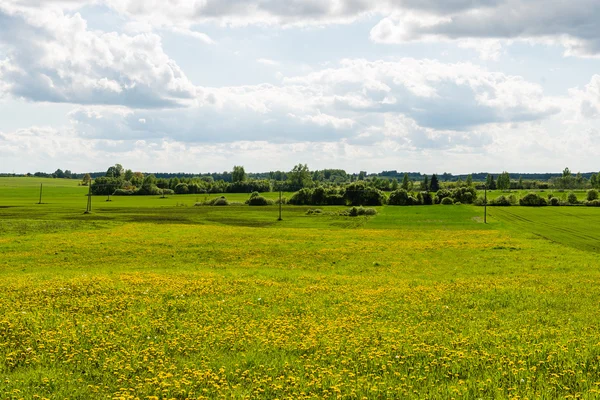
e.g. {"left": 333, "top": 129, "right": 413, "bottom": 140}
{"left": 278, "top": 187, "right": 283, "bottom": 221}
{"left": 85, "top": 182, "right": 92, "bottom": 213}
{"left": 484, "top": 184, "right": 487, "bottom": 224}
{"left": 38, "top": 183, "right": 43, "bottom": 204}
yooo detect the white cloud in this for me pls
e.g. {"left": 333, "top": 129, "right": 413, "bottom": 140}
{"left": 0, "top": 6, "right": 197, "bottom": 108}
{"left": 370, "top": 1, "right": 600, "bottom": 58}
{"left": 169, "top": 27, "right": 215, "bottom": 44}
{"left": 257, "top": 58, "right": 281, "bottom": 67}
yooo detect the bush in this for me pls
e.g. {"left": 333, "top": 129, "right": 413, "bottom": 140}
{"left": 586, "top": 200, "right": 600, "bottom": 207}
{"left": 567, "top": 192, "right": 578, "bottom": 204}
{"left": 343, "top": 182, "right": 386, "bottom": 206}
{"left": 420, "top": 191, "right": 433, "bottom": 205}
{"left": 519, "top": 193, "right": 547, "bottom": 206}
{"left": 452, "top": 186, "right": 477, "bottom": 204}
{"left": 435, "top": 189, "right": 452, "bottom": 204}
{"left": 136, "top": 184, "right": 162, "bottom": 196}
{"left": 113, "top": 189, "right": 134, "bottom": 196}
{"left": 339, "top": 206, "right": 378, "bottom": 217}
{"left": 174, "top": 183, "right": 189, "bottom": 194}
{"left": 489, "top": 195, "right": 511, "bottom": 206}
{"left": 388, "top": 189, "right": 409, "bottom": 206}
{"left": 325, "top": 194, "right": 346, "bottom": 205}
{"left": 587, "top": 189, "right": 599, "bottom": 202}
{"left": 288, "top": 188, "right": 313, "bottom": 205}
{"left": 549, "top": 197, "right": 560, "bottom": 206}
{"left": 441, "top": 197, "right": 454, "bottom": 205}
{"left": 197, "top": 196, "right": 230, "bottom": 206}
{"left": 247, "top": 195, "right": 269, "bottom": 206}
{"left": 306, "top": 209, "right": 323, "bottom": 215}
{"left": 407, "top": 196, "right": 420, "bottom": 206}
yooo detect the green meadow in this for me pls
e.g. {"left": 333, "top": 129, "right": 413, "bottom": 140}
{"left": 1, "top": 177, "right": 600, "bottom": 399}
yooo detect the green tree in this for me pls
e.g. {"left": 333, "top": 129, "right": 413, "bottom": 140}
{"left": 422, "top": 175, "right": 429, "bottom": 191}
{"left": 497, "top": 171, "right": 511, "bottom": 190}
{"left": 575, "top": 172, "right": 584, "bottom": 187}
{"left": 390, "top": 178, "right": 399, "bottom": 191}
{"left": 518, "top": 176, "right": 523, "bottom": 189}
{"left": 124, "top": 169, "right": 134, "bottom": 181}
{"left": 232, "top": 166, "right": 246, "bottom": 183}
{"left": 486, "top": 174, "right": 497, "bottom": 190}
{"left": 106, "top": 164, "right": 124, "bottom": 178}
{"left": 358, "top": 171, "right": 367, "bottom": 180}
{"left": 430, "top": 174, "right": 440, "bottom": 192}
{"left": 82, "top": 173, "right": 92, "bottom": 186}
{"left": 466, "top": 175, "right": 473, "bottom": 187}
{"left": 401, "top": 173, "right": 410, "bottom": 190}
{"left": 288, "top": 164, "right": 312, "bottom": 189}
{"left": 591, "top": 173, "right": 598, "bottom": 188}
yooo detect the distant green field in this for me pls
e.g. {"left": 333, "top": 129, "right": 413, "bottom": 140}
{"left": 1, "top": 176, "right": 600, "bottom": 398}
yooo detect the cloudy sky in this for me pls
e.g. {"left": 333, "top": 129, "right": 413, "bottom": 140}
{"left": 0, "top": 1, "right": 599, "bottom": 174}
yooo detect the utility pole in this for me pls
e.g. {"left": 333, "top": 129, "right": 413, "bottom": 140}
{"left": 85, "top": 182, "right": 92, "bottom": 214}
{"left": 484, "top": 184, "right": 487, "bottom": 224}
{"left": 38, "top": 183, "right": 43, "bottom": 204}
{"left": 278, "top": 185, "right": 283, "bottom": 221}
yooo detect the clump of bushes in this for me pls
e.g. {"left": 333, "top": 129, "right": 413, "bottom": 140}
{"left": 441, "top": 197, "right": 454, "bottom": 205}
{"left": 339, "top": 206, "right": 378, "bottom": 216}
{"left": 388, "top": 189, "right": 409, "bottom": 206}
{"left": 246, "top": 191, "right": 274, "bottom": 206}
{"left": 520, "top": 193, "right": 547, "bottom": 206}
{"left": 288, "top": 187, "right": 346, "bottom": 206}
{"left": 306, "top": 209, "right": 323, "bottom": 215}
{"left": 343, "top": 182, "right": 386, "bottom": 206}
{"left": 587, "top": 189, "right": 598, "bottom": 202}
{"left": 196, "top": 196, "right": 230, "bottom": 206}
{"left": 586, "top": 200, "right": 600, "bottom": 207}
{"left": 567, "top": 192, "right": 578, "bottom": 204}
{"left": 489, "top": 195, "right": 511, "bottom": 206}
{"left": 549, "top": 197, "right": 561, "bottom": 206}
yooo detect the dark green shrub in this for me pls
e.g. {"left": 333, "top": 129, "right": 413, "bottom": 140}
{"left": 136, "top": 184, "right": 162, "bottom": 196}
{"left": 247, "top": 196, "right": 269, "bottom": 206}
{"left": 407, "top": 196, "right": 419, "bottom": 206}
{"left": 339, "top": 206, "right": 377, "bottom": 217}
{"left": 586, "top": 200, "right": 600, "bottom": 207}
{"left": 435, "top": 189, "right": 452, "bottom": 204}
{"left": 212, "top": 196, "right": 229, "bottom": 206}
{"left": 311, "top": 186, "right": 327, "bottom": 205}
{"left": 325, "top": 194, "right": 345, "bottom": 205}
{"left": 549, "top": 197, "right": 560, "bottom": 206}
{"left": 587, "top": 189, "right": 599, "bottom": 201}
{"left": 388, "top": 189, "right": 409, "bottom": 205}
{"left": 452, "top": 186, "right": 477, "bottom": 204}
{"left": 441, "top": 197, "right": 454, "bottom": 205}
{"left": 113, "top": 189, "right": 134, "bottom": 196}
{"left": 420, "top": 192, "right": 433, "bottom": 205}
{"left": 489, "top": 195, "right": 511, "bottom": 206}
{"left": 288, "top": 188, "right": 313, "bottom": 205}
{"left": 343, "top": 182, "right": 386, "bottom": 206}
{"left": 519, "top": 193, "right": 547, "bottom": 206}
{"left": 306, "top": 209, "right": 323, "bottom": 215}
{"left": 174, "top": 183, "right": 189, "bottom": 194}
{"left": 567, "top": 192, "right": 578, "bottom": 204}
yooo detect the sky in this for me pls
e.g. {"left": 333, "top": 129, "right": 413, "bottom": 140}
{"left": 0, "top": 1, "right": 599, "bottom": 174}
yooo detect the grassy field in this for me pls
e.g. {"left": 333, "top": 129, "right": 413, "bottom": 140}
{"left": 1, "top": 177, "right": 600, "bottom": 399}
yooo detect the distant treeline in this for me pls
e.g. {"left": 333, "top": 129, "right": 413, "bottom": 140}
{"left": 5, "top": 165, "right": 600, "bottom": 189}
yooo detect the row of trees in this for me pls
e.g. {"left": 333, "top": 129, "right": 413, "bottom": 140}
{"left": 88, "top": 164, "right": 600, "bottom": 196}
